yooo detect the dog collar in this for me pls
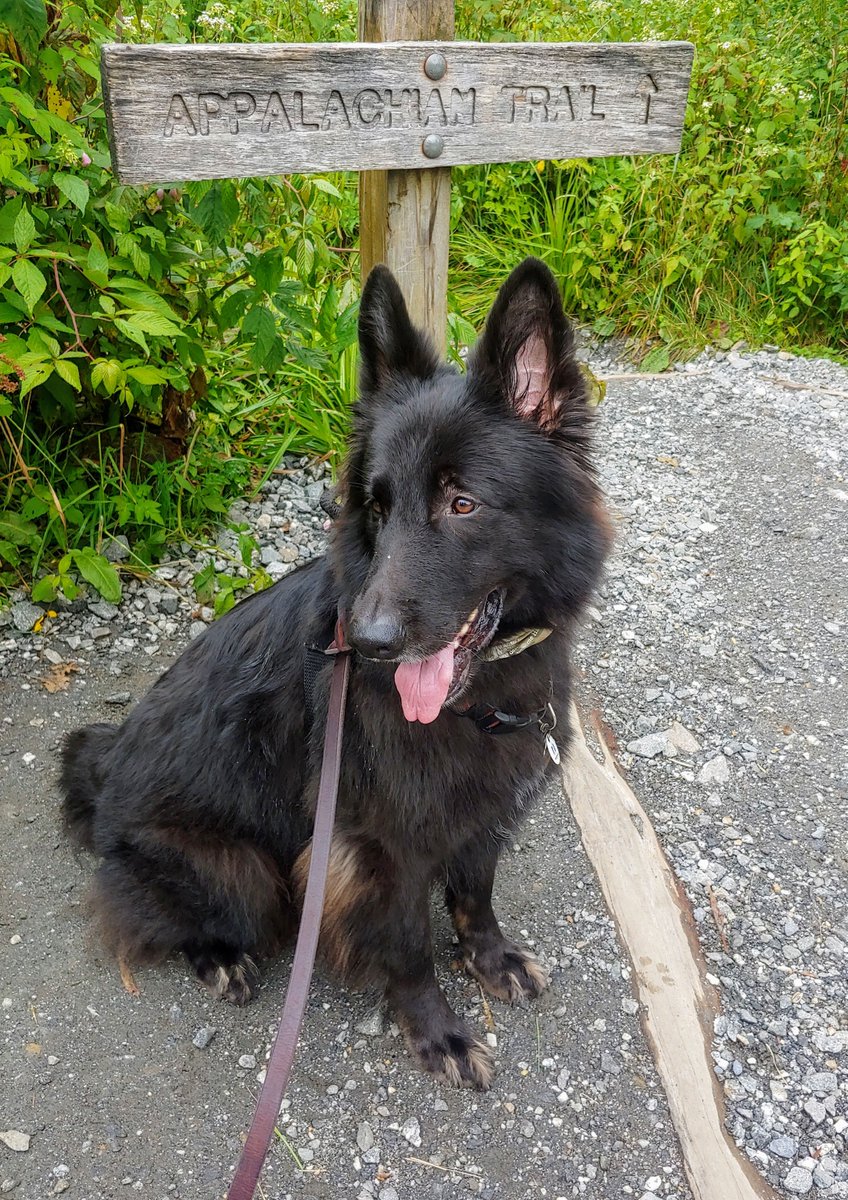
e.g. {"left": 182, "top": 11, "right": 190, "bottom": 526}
{"left": 480, "top": 625, "right": 552, "bottom": 662}
{"left": 454, "top": 700, "right": 560, "bottom": 763}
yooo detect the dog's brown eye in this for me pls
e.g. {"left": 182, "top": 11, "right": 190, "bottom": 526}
{"left": 451, "top": 496, "right": 478, "bottom": 516}
{"left": 370, "top": 499, "right": 383, "bottom": 516}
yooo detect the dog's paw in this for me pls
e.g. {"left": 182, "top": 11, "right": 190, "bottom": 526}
{"left": 405, "top": 1020, "right": 495, "bottom": 1090}
{"left": 191, "top": 950, "right": 260, "bottom": 1006}
{"left": 465, "top": 940, "right": 549, "bottom": 1004}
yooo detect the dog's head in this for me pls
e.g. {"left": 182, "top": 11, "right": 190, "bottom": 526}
{"left": 333, "top": 257, "right": 610, "bottom": 723}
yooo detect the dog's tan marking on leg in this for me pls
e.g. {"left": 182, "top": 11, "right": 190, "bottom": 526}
{"left": 293, "top": 834, "right": 374, "bottom": 980}
{"left": 118, "top": 957, "right": 140, "bottom": 996}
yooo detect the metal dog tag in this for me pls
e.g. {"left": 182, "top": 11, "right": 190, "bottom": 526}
{"left": 539, "top": 702, "right": 560, "bottom": 763}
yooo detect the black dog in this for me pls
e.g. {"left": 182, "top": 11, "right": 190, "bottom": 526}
{"left": 61, "top": 258, "right": 610, "bottom": 1088}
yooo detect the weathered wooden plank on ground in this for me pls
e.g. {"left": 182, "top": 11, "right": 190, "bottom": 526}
{"left": 102, "top": 40, "right": 694, "bottom": 184}
{"left": 562, "top": 704, "right": 778, "bottom": 1200}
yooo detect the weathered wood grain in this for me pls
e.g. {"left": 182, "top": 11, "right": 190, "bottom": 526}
{"left": 562, "top": 705, "right": 779, "bottom": 1200}
{"left": 101, "top": 40, "right": 694, "bottom": 184}
{"left": 358, "top": 0, "right": 453, "bottom": 351}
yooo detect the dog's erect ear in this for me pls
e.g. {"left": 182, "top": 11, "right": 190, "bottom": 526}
{"left": 470, "top": 258, "right": 584, "bottom": 432}
{"left": 358, "top": 265, "right": 440, "bottom": 393}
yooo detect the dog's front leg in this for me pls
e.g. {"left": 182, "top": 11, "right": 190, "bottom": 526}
{"left": 293, "top": 832, "right": 494, "bottom": 1088}
{"left": 445, "top": 840, "right": 549, "bottom": 1003}
{"left": 384, "top": 889, "right": 495, "bottom": 1091}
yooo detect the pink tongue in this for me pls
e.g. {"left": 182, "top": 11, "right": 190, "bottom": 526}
{"left": 394, "top": 644, "right": 455, "bottom": 724}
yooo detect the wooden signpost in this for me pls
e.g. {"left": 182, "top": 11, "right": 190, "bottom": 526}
{"left": 101, "top": 18, "right": 692, "bottom": 352}
{"left": 103, "top": 41, "right": 693, "bottom": 178}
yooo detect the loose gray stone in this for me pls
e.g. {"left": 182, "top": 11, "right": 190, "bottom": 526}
{"left": 354, "top": 1009, "right": 386, "bottom": 1037}
{"left": 0, "top": 1132, "right": 29, "bottom": 1153}
{"left": 768, "top": 1135, "right": 797, "bottom": 1159}
{"left": 805, "top": 1072, "right": 837, "bottom": 1096}
{"left": 237, "top": 1054, "right": 256, "bottom": 1070}
{"left": 815, "top": 1030, "right": 848, "bottom": 1053}
{"left": 663, "top": 721, "right": 701, "bottom": 753}
{"left": 104, "top": 692, "right": 131, "bottom": 706}
{"left": 697, "top": 755, "right": 731, "bottom": 785}
{"left": 356, "top": 1121, "right": 375, "bottom": 1153}
{"left": 784, "top": 1167, "right": 813, "bottom": 1194}
{"left": 399, "top": 1117, "right": 421, "bottom": 1147}
{"left": 104, "top": 535, "right": 131, "bottom": 562}
{"left": 88, "top": 599, "right": 119, "bottom": 620}
{"left": 601, "top": 1051, "right": 621, "bottom": 1075}
{"left": 10, "top": 603, "right": 42, "bottom": 633}
{"left": 627, "top": 733, "right": 667, "bottom": 759}
{"left": 192, "top": 1027, "right": 216, "bottom": 1049}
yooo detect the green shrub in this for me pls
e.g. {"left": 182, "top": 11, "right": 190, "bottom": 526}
{"left": 1, "top": 0, "right": 845, "bottom": 600}
{"left": 452, "top": 0, "right": 848, "bottom": 351}
{"left": 0, "top": 0, "right": 359, "bottom": 598}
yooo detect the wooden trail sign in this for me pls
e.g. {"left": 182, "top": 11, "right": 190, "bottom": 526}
{"left": 102, "top": 41, "right": 693, "bottom": 184}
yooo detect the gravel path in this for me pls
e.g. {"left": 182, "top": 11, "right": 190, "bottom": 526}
{"left": 1, "top": 344, "right": 846, "bottom": 1199}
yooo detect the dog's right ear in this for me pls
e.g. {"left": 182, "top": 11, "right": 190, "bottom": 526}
{"left": 358, "top": 265, "right": 440, "bottom": 394}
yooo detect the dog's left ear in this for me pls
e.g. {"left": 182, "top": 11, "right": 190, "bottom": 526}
{"left": 469, "top": 258, "right": 584, "bottom": 432}
{"left": 358, "top": 265, "right": 440, "bottom": 394}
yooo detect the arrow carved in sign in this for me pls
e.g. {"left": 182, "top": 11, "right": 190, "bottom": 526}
{"left": 636, "top": 74, "right": 659, "bottom": 123}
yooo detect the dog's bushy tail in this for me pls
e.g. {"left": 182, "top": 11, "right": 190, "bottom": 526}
{"left": 60, "top": 723, "right": 117, "bottom": 850}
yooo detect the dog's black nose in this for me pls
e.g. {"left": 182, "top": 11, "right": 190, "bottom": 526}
{"left": 348, "top": 612, "right": 405, "bottom": 660}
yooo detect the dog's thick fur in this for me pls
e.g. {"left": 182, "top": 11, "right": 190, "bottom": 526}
{"left": 61, "top": 259, "right": 610, "bottom": 1087}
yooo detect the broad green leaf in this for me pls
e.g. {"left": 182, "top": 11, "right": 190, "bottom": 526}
{"left": 54, "top": 358, "right": 81, "bottom": 389}
{"left": 19, "top": 359, "right": 53, "bottom": 397}
{"left": 640, "top": 346, "right": 670, "bottom": 373}
{"left": 13, "top": 206, "right": 36, "bottom": 253}
{"left": 85, "top": 239, "right": 109, "bottom": 284}
{"left": 59, "top": 573, "right": 79, "bottom": 601}
{"left": 220, "top": 287, "right": 254, "bottom": 329}
{"left": 254, "top": 250, "right": 286, "bottom": 296}
{"left": 0, "top": 198, "right": 23, "bottom": 244}
{"left": 115, "top": 233, "right": 150, "bottom": 278}
{"left": 119, "top": 310, "right": 181, "bottom": 337}
{"left": 242, "top": 305, "right": 278, "bottom": 364}
{"left": 70, "top": 548, "right": 122, "bottom": 603}
{"left": 112, "top": 318, "right": 149, "bottom": 353}
{"left": 0, "top": 510, "right": 39, "bottom": 546}
{"left": 193, "top": 181, "right": 239, "bottom": 248}
{"left": 31, "top": 575, "right": 59, "bottom": 602}
{"left": 193, "top": 560, "right": 215, "bottom": 604}
{"left": 11, "top": 258, "right": 45, "bottom": 312}
{"left": 0, "top": 539, "right": 21, "bottom": 567}
{"left": 0, "top": 0, "right": 47, "bottom": 57}
{"left": 309, "top": 177, "right": 342, "bottom": 199}
{"left": 126, "top": 364, "right": 168, "bottom": 384}
{"left": 53, "top": 172, "right": 90, "bottom": 214}
{"left": 90, "top": 359, "right": 124, "bottom": 393}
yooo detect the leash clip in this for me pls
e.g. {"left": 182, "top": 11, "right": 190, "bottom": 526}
{"left": 538, "top": 702, "right": 560, "bottom": 765}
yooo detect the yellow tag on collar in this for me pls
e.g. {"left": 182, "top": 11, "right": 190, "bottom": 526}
{"left": 480, "top": 626, "right": 553, "bottom": 662}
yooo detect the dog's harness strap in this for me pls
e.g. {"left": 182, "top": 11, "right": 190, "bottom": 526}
{"left": 228, "top": 618, "right": 351, "bottom": 1200}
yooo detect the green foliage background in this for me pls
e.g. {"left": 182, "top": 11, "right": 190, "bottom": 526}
{"left": 0, "top": 0, "right": 845, "bottom": 600}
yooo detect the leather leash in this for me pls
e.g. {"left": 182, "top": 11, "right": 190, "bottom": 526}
{"left": 227, "top": 619, "right": 351, "bottom": 1200}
